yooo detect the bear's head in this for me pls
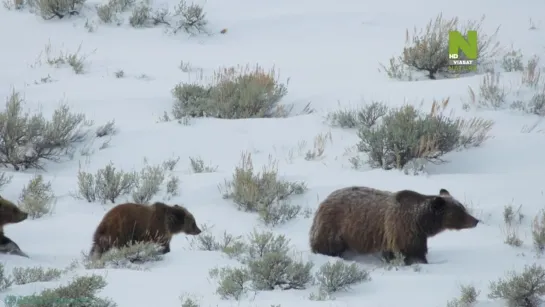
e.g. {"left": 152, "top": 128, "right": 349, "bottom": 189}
{"left": 430, "top": 189, "right": 479, "bottom": 232}
{"left": 0, "top": 196, "right": 28, "bottom": 226}
{"left": 167, "top": 204, "right": 202, "bottom": 235}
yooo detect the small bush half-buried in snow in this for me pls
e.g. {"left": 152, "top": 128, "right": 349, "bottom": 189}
{"left": 29, "top": 0, "right": 85, "bottom": 20}
{"left": 0, "top": 263, "right": 14, "bottom": 291}
{"left": 172, "top": 64, "right": 295, "bottom": 119}
{"left": 220, "top": 152, "right": 307, "bottom": 226}
{"left": 3, "top": 274, "right": 116, "bottom": 307}
{"left": 356, "top": 98, "right": 493, "bottom": 171}
{"left": 84, "top": 241, "right": 164, "bottom": 270}
{"left": 188, "top": 224, "right": 246, "bottom": 259}
{"left": 75, "top": 159, "right": 178, "bottom": 204}
{"left": 379, "top": 13, "right": 500, "bottom": 80}
{"left": 127, "top": 0, "right": 208, "bottom": 35}
{"left": 488, "top": 263, "right": 545, "bottom": 307}
{"left": 312, "top": 260, "right": 370, "bottom": 295}
{"left": 0, "top": 90, "right": 89, "bottom": 171}
{"left": 208, "top": 230, "right": 314, "bottom": 300}
{"left": 18, "top": 174, "right": 55, "bottom": 219}
{"left": 0, "top": 172, "right": 12, "bottom": 191}
{"left": 11, "top": 266, "right": 63, "bottom": 285}
{"left": 532, "top": 209, "right": 545, "bottom": 254}
{"left": 325, "top": 101, "right": 388, "bottom": 129}
{"left": 446, "top": 284, "right": 480, "bottom": 307}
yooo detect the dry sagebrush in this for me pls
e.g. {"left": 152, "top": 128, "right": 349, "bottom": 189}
{"left": 172, "top": 64, "right": 307, "bottom": 120}
{"left": 75, "top": 159, "right": 179, "bottom": 204}
{"left": 3, "top": 274, "right": 116, "bottom": 307}
{"left": 18, "top": 175, "right": 55, "bottom": 219}
{"left": 355, "top": 98, "right": 493, "bottom": 171}
{"left": 0, "top": 91, "right": 89, "bottom": 171}
{"left": 206, "top": 230, "right": 370, "bottom": 301}
{"left": 220, "top": 152, "right": 307, "bottom": 226}
{"left": 380, "top": 13, "right": 500, "bottom": 80}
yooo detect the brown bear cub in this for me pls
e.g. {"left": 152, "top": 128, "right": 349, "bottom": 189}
{"left": 90, "top": 202, "right": 201, "bottom": 260}
{"left": 309, "top": 186, "right": 479, "bottom": 265}
{"left": 0, "top": 195, "right": 29, "bottom": 257}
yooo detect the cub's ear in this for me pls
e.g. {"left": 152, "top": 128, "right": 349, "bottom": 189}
{"left": 439, "top": 189, "right": 450, "bottom": 196}
{"left": 174, "top": 204, "right": 180, "bottom": 208}
{"left": 430, "top": 197, "right": 446, "bottom": 211}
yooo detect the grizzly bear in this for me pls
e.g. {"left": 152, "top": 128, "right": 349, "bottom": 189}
{"left": 309, "top": 186, "right": 479, "bottom": 265}
{"left": 0, "top": 195, "right": 29, "bottom": 257}
{"left": 90, "top": 202, "right": 202, "bottom": 260}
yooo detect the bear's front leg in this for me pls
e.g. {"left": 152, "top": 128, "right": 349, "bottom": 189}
{"left": 161, "top": 241, "right": 171, "bottom": 254}
{"left": 400, "top": 237, "right": 428, "bottom": 265}
{"left": 381, "top": 251, "right": 395, "bottom": 263}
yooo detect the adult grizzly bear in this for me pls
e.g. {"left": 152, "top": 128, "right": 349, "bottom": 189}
{"left": 309, "top": 186, "right": 479, "bottom": 265}
{"left": 90, "top": 202, "right": 202, "bottom": 260}
{"left": 0, "top": 195, "right": 29, "bottom": 257}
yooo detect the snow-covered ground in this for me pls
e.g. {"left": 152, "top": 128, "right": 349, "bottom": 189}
{"left": 1, "top": 0, "right": 545, "bottom": 305}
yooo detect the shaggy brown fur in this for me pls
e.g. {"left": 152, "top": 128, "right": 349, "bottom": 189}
{"left": 0, "top": 196, "right": 29, "bottom": 257}
{"left": 90, "top": 202, "right": 201, "bottom": 259}
{"left": 309, "top": 186, "right": 479, "bottom": 265}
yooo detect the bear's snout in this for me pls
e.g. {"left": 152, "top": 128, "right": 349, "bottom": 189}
{"left": 193, "top": 226, "right": 202, "bottom": 235}
{"left": 465, "top": 215, "right": 479, "bottom": 228}
{"left": 18, "top": 212, "right": 28, "bottom": 222}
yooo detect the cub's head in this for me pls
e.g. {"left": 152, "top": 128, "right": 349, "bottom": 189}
{"left": 0, "top": 196, "right": 28, "bottom": 226}
{"left": 430, "top": 189, "right": 479, "bottom": 232}
{"left": 167, "top": 204, "right": 202, "bottom": 235}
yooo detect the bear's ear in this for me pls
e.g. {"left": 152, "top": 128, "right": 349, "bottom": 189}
{"left": 430, "top": 196, "right": 446, "bottom": 211}
{"left": 439, "top": 189, "right": 450, "bottom": 196}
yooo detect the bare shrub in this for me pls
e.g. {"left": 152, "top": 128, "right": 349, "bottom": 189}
{"left": 75, "top": 160, "right": 178, "bottom": 204}
{"left": 189, "top": 225, "right": 246, "bottom": 258}
{"left": 304, "top": 131, "right": 332, "bottom": 161}
{"left": 313, "top": 260, "right": 370, "bottom": 294}
{"left": 522, "top": 56, "right": 541, "bottom": 88}
{"left": 12, "top": 266, "right": 63, "bottom": 285}
{"left": 208, "top": 230, "right": 314, "bottom": 300}
{"left": 0, "top": 172, "right": 12, "bottom": 191}
{"left": 446, "top": 284, "right": 480, "bottom": 307}
{"left": 162, "top": 156, "right": 180, "bottom": 171}
{"left": 3, "top": 275, "right": 116, "bottom": 307}
{"left": 84, "top": 241, "right": 164, "bottom": 270}
{"left": 180, "top": 295, "right": 200, "bottom": 307}
{"left": 38, "top": 43, "right": 91, "bottom": 74}
{"left": 31, "top": 0, "right": 85, "bottom": 19}
{"left": 469, "top": 72, "right": 507, "bottom": 109}
{"left": 501, "top": 49, "right": 524, "bottom": 72}
{"left": 96, "top": 120, "right": 116, "bottom": 137}
{"left": 75, "top": 162, "right": 136, "bottom": 204}
{"left": 165, "top": 175, "right": 180, "bottom": 197}
{"left": 18, "top": 174, "right": 55, "bottom": 219}
{"left": 131, "top": 163, "right": 166, "bottom": 204}
{"left": 0, "top": 91, "right": 88, "bottom": 171}
{"left": 488, "top": 263, "right": 545, "bottom": 307}
{"left": 220, "top": 152, "right": 307, "bottom": 226}
{"left": 0, "top": 264, "right": 13, "bottom": 291}
{"left": 172, "top": 64, "right": 293, "bottom": 119}
{"left": 532, "top": 209, "right": 545, "bottom": 254}
{"left": 326, "top": 102, "right": 388, "bottom": 129}
{"left": 189, "top": 156, "right": 218, "bottom": 173}
{"left": 380, "top": 14, "right": 500, "bottom": 80}
{"left": 502, "top": 203, "right": 524, "bottom": 247}
{"left": 356, "top": 98, "right": 493, "bottom": 170}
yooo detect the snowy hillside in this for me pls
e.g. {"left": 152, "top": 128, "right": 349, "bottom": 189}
{"left": 0, "top": 0, "right": 545, "bottom": 305}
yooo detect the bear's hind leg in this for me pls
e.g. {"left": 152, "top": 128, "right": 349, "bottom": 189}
{"left": 311, "top": 236, "right": 347, "bottom": 258}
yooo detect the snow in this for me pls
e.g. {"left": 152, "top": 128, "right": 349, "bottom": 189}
{"left": 0, "top": 0, "right": 545, "bottom": 305}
